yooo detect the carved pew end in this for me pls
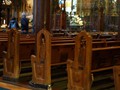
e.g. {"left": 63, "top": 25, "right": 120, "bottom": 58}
{"left": 113, "top": 66, "right": 120, "bottom": 90}
{"left": 29, "top": 81, "right": 52, "bottom": 90}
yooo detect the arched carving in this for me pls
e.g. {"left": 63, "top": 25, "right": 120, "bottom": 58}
{"left": 3, "top": 29, "right": 20, "bottom": 79}
{"left": 31, "top": 29, "right": 51, "bottom": 86}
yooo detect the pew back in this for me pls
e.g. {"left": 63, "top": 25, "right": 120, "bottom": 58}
{"left": 67, "top": 31, "right": 92, "bottom": 90}
{"left": 3, "top": 29, "right": 35, "bottom": 80}
{"left": 67, "top": 31, "right": 120, "bottom": 90}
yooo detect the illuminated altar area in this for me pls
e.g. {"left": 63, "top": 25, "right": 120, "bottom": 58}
{"left": 0, "top": 0, "right": 120, "bottom": 33}
{"left": 0, "top": 0, "right": 33, "bottom": 30}
{"left": 54, "top": 0, "right": 119, "bottom": 32}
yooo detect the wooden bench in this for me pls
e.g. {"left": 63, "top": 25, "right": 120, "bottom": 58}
{"left": 3, "top": 29, "right": 35, "bottom": 81}
{"left": 1, "top": 30, "right": 74, "bottom": 79}
{"left": 2, "top": 29, "right": 120, "bottom": 88}
{"left": 67, "top": 31, "right": 92, "bottom": 90}
{"left": 30, "top": 29, "right": 75, "bottom": 89}
{"left": 113, "top": 66, "right": 120, "bottom": 90}
{"left": 0, "top": 29, "right": 35, "bottom": 74}
{"left": 30, "top": 29, "right": 120, "bottom": 89}
{"left": 0, "top": 32, "right": 9, "bottom": 76}
{"left": 67, "top": 31, "right": 120, "bottom": 90}
{"left": 0, "top": 32, "right": 8, "bottom": 39}
{"left": 2, "top": 29, "right": 76, "bottom": 83}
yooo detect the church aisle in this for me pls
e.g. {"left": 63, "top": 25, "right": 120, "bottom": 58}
{"left": 0, "top": 81, "right": 31, "bottom": 90}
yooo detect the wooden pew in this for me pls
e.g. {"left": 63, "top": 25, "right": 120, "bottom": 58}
{"left": 30, "top": 30, "right": 120, "bottom": 89}
{"left": 91, "top": 47, "right": 120, "bottom": 90}
{"left": 2, "top": 29, "right": 75, "bottom": 83}
{"left": 3, "top": 29, "right": 35, "bottom": 81}
{"left": 0, "top": 30, "right": 35, "bottom": 71}
{"left": 30, "top": 29, "right": 75, "bottom": 89}
{"left": 0, "top": 32, "right": 8, "bottom": 76}
{"left": 2, "top": 29, "right": 120, "bottom": 88}
{"left": 0, "top": 32, "right": 8, "bottom": 39}
{"left": 0, "top": 30, "right": 35, "bottom": 76}
{"left": 0, "top": 40, "right": 7, "bottom": 76}
{"left": 3, "top": 29, "right": 20, "bottom": 80}
{"left": 113, "top": 66, "right": 120, "bottom": 90}
{"left": 67, "top": 31, "right": 120, "bottom": 90}
{"left": 67, "top": 31, "right": 92, "bottom": 90}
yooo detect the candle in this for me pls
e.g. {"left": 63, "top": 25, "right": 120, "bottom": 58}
{"left": 3, "top": 20, "right": 5, "bottom": 24}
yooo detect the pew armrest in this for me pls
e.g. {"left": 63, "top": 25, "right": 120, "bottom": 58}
{"left": 31, "top": 55, "right": 36, "bottom": 63}
{"left": 67, "top": 59, "right": 74, "bottom": 90}
{"left": 3, "top": 51, "right": 7, "bottom": 58}
{"left": 3, "top": 51, "right": 7, "bottom": 54}
{"left": 67, "top": 59, "right": 73, "bottom": 66}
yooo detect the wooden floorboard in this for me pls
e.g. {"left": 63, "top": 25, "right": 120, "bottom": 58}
{"left": 0, "top": 81, "right": 31, "bottom": 90}
{"left": 0, "top": 77, "right": 31, "bottom": 90}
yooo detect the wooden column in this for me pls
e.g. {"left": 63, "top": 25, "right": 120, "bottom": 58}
{"left": 97, "top": 0, "right": 105, "bottom": 32}
{"left": 77, "top": 0, "right": 83, "bottom": 16}
{"left": 98, "top": 6, "right": 104, "bottom": 32}
{"left": 33, "top": 0, "right": 50, "bottom": 33}
{"left": 117, "top": 0, "right": 120, "bottom": 32}
{"left": 0, "top": 0, "right": 2, "bottom": 25}
{"left": 6, "top": 7, "right": 10, "bottom": 25}
{"left": 45, "top": 0, "right": 50, "bottom": 31}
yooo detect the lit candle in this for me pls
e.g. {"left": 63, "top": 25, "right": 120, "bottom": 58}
{"left": 3, "top": 20, "right": 5, "bottom": 24}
